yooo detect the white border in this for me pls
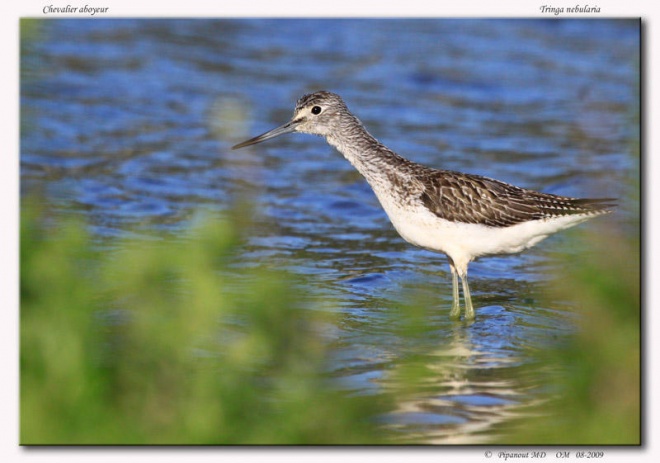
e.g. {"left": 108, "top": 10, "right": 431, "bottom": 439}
{"left": 2, "top": 1, "right": 653, "bottom": 462}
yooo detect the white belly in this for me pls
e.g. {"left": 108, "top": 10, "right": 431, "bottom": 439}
{"left": 375, "top": 195, "right": 593, "bottom": 274}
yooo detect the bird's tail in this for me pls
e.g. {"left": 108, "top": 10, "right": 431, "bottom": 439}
{"left": 569, "top": 197, "right": 617, "bottom": 214}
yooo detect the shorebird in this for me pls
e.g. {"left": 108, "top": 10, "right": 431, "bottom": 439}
{"left": 232, "top": 91, "right": 614, "bottom": 320}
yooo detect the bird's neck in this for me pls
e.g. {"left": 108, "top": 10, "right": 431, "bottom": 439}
{"left": 325, "top": 115, "right": 412, "bottom": 182}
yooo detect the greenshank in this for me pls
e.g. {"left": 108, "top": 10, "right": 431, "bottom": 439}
{"left": 232, "top": 91, "right": 614, "bottom": 320}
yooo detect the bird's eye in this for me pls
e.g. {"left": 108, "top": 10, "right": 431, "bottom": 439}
{"left": 311, "top": 106, "right": 322, "bottom": 115}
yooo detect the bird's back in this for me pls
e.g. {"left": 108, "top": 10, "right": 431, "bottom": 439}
{"left": 415, "top": 169, "right": 615, "bottom": 228}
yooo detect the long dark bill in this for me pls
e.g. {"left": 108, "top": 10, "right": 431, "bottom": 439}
{"left": 232, "top": 120, "right": 300, "bottom": 150}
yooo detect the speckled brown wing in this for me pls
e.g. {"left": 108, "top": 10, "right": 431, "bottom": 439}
{"left": 418, "top": 170, "right": 616, "bottom": 228}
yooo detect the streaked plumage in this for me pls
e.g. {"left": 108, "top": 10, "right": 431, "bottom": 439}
{"left": 232, "top": 91, "right": 614, "bottom": 320}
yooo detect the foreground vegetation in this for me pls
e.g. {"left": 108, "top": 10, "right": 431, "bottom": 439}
{"left": 505, "top": 227, "right": 640, "bottom": 445}
{"left": 20, "top": 201, "right": 388, "bottom": 444}
{"left": 20, "top": 199, "right": 639, "bottom": 444}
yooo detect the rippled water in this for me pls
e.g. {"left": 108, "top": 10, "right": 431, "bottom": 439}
{"left": 21, "top": 18, "right": 639, "bottom": 443}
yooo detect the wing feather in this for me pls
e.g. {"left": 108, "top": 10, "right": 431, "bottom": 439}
{"left": 417, "top": 170, "right": 615, "bottom": 227}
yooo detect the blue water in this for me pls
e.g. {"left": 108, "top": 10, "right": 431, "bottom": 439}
{"left": 21, "top": 18, "right": 639, "bottom": 443}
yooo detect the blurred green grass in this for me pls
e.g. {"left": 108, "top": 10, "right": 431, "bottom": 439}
{"left": 20, "top": 200, "right": 389, "bottom": 444}
{"left": 501, "top": 225, "right": 641, "bottom": 445}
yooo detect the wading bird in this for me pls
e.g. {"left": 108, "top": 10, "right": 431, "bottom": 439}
{"left": 233, "top": 91, "right": 614, "bottom": 320}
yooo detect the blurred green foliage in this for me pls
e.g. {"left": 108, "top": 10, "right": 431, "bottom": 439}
{"left": 20, "top": 200, "right": 388, "bottom": 444}
{"left": 20, "top": 200, "right": 639, "bottom": 445}
{"left": 502, "top": 227, "right": 640, "bottom": 445}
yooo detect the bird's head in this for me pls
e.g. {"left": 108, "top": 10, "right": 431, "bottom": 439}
{"left": 232, "top": 91, "right": 349, "bottom": 149}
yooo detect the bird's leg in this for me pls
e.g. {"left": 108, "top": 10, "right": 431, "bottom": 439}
{"left": 448, "top": 261, "right": 461, "bottom": 319}
{"left": 459, "top": 272, "right": 475, "bottom": 321}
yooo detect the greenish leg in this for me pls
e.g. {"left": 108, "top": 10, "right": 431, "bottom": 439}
{"left": 449, "top": 262, "right": 461, "bottom": 319}
{"left": 460, "top": 273, "right": 475, "bottom": 321}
